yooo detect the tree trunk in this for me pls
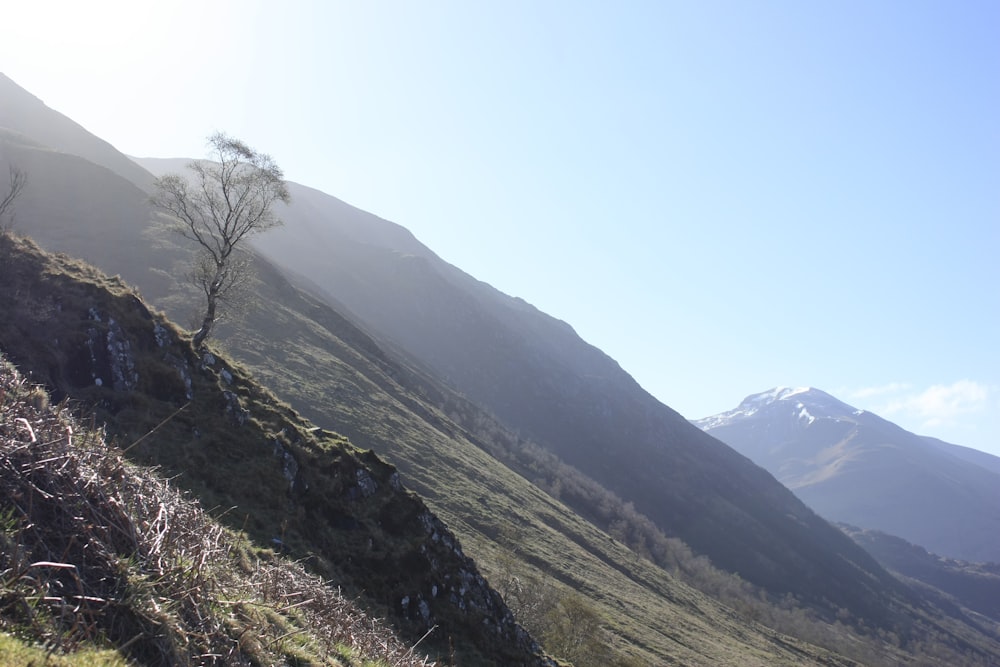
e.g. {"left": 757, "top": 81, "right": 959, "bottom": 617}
{"left": 192, "top": 291, "right": 218, "bottom": 348}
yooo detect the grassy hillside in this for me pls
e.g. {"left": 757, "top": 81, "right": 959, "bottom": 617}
{"left": 0, "top": 353, "right": 439, "bottom": 666}
{"left": 220, "top": 256, "right": 1000, "bottom": 667}
{"left": 0, "top": 234, "right": 548, "bottom": 665}
{"left": 3, "top": 233, "right": 994, "bottom": 665}
{"left": 0, "top": 72, "right": 153, "bottom": 190}
{"left": 0, "top": 125, "right": 870, "bottom": 664}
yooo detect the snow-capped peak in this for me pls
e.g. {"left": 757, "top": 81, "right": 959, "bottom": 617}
{"left": 737, "top": 386, "right": 818, "bottom": 415}
{"left": 694, "top": 387, "right": 858, "bottom": 430}
{"left": 752, "top": 386, "right": 812, "bottom": 403}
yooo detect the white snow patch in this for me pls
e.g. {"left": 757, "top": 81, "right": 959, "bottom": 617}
{"left": 797, "top": 404, "right": 816, "bottom": 424}
{"left": 695, "top": 386, "right": 820, "bottom": 430}
{"left": 778, "top": 386, "right": 812, "bottom": 400}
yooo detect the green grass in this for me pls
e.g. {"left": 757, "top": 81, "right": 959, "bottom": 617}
{"left": 0, "top": 633, "right": 129, "bottom": 667}
{"left": 0, "top": 346, "right": 439, "bottom": 667}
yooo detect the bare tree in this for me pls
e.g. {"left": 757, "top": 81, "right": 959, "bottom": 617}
{"left": 152, "top": 133, "right": 289, "bottom": 347}
{"left": 0, "top": 165, "right": 27, "bottom": 231}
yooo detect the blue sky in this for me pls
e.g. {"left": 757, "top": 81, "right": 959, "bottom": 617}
{"left": 3, "top": 1, "right": 998, "bottom": 455}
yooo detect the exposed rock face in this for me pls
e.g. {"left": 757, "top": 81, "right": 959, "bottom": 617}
{"left": 355, "top": 467, "right": 378, "bottom": 498}
{"left": 222, "top": 390, "right": 250, "bottom": 425}
{"left": 271, "top": 435, "right": 308, "bottom": 497}
{"left": 105, "top": 317, "right": 138, "bottom": 391}
{"left": 319, "top": 450, "right": 549, "bottom": 664}
{"left": 163, "top": 353, "right": 193, "bottom": 399}
{"left": 79, "top": 308, "right": 139, "bottom": 391}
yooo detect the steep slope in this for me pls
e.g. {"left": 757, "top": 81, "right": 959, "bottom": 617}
{"left": 0, "top": 234, "right": 550, "bottom": 665}
{"left": 0, "top": 353, "right": 442, "bottom": 667}
{"left": 0, "top": 128, "right": 182, "bottom": 305}
{"left": 922, "top": 436, "right": 1000, "bottom": 476}
{"left": 134, "top": 158, "right": 924, "bottom": 624}
{"left": 695, "top": 387, "right": 1000, "bottom": 563}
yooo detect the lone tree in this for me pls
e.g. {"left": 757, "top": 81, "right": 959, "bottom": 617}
{"left": 152, "top": 133, "right": 289, "bottom": 347}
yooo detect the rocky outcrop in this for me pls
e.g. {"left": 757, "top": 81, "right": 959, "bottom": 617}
{"left": 77, "top": 308, "right": 139, "bottom": 391}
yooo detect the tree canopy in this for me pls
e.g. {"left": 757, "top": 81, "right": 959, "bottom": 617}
{"left": 152, "top": 133, "right": 289, "bottom": 346}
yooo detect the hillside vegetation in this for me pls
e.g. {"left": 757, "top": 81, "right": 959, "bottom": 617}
{"left": 0, "top": 353, "right": 439, "bottom": 666}
{"left": 0, "top": 233, "right": 546, "bottom": 665}
{"left": 221, "top": 170, "right": 913, "bottom": 621}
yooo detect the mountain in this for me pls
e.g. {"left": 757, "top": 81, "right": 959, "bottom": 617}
{"left": 6, "top": 72, "right": 1000, "bottom": 664}
{"left": 695, "top": 387, "right": 1000, "bottom": 563}
{"left": 0, "top": 74, "right": 873, "bottom": 666}
{"left": 922, "top": 435, "right": 1000, "bottom": 476}
{"left": 134, "top": 157, "right": 925, "bottom": 621}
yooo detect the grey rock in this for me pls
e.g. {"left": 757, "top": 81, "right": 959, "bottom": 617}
{"left": 355, "top": 468, "right": 378, "bottom": 498}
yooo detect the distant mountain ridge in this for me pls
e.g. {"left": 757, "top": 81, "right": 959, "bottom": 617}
{"left": 696, "top": 387, "right": 1000, "bottom": 563}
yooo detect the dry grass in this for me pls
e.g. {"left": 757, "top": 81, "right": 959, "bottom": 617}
{"left": 0, "top": 354, "right": 435, "bottom": 666}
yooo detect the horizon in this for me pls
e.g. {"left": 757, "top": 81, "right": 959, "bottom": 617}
{"left": 1, "top": 1, "right": 997, "bottom": 456}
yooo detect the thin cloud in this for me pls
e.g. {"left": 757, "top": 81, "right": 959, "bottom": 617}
{"left": 879, "top": 380, "right": 990, "bottom": 428}
{"left": 845, "top": 382, "right": 913, "bottom": 400}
